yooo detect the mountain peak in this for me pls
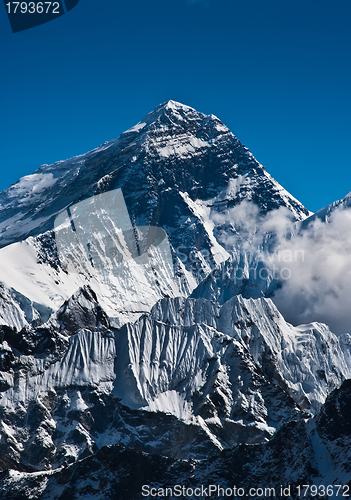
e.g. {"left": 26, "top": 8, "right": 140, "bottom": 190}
{"left": 121, "top": 100, "right": 202, "bottom": 136}
{"left": 0, "top": 100, "right": 309, "bottom": 248}
{"left": 158, "top": 99, "right": 195, "bottom": 112}
{"left": 138, "top": 99, "right": 204, "bottom": 127}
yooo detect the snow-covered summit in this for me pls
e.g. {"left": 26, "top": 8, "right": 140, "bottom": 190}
{"left": 0, "top": 100, "right": 309, "bottom": 250}
{"left": 0, "top": 101, "right": 311, "bottom": 326}
{"left": 146, "top": 99, "right": 197, "bottom": 117}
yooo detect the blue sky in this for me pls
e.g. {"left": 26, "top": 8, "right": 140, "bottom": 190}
{"left": 0, "top": 0, "right": 350, "bottom": 212}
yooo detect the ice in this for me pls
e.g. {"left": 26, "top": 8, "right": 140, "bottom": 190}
{"left": 124, "top": 122, "right": 147, "bottom": 134}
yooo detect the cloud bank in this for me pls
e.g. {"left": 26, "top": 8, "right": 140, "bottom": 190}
{"left": 271, "top": 208, "right": 351, "bottom": 335}
{"left": 212, "top": 201, "right": 351, "bottom": 334}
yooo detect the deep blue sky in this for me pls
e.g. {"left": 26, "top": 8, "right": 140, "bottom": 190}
{"left": 0, "top": 0, "right": 350, "bottom": 212}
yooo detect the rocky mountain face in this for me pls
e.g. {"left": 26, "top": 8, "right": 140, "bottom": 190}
{"left": 0, "top": 100, "right": 309, "bottom": 247}
{"left": 0, "top": 101, "right": 309, "bottom": 326}
{"left": 0, "top": 101, "right": 350, "bottom": 499}
{"left": 2, "top": 381, "right": 351, "bottom": 500}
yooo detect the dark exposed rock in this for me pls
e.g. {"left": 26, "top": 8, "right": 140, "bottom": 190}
{"left": 56, "top": 285, "right": 110, "bottom": 335}
{"left": 3, "top": 382, "right": 351, "bottom": 499}
{"left": 0, "top": 419, "right": 323, "bottom": 499}
{"left": 316, "top": 379, "right": 351, "bottom": 440}
{"left": 0, "top": 456, "right": 35, "bottom": 473}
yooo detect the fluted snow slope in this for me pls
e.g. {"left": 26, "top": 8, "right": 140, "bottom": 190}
{"left": 149, "top": 296, "right": 351, "bottom": 412}
{"left": 1, "top": 287, "right": 350, "bottom": 471}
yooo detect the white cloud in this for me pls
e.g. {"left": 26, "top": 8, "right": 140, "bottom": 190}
{"left": 212, "top": 200, "right": 351, "bottom": 334}
{"left": 212, "top": 200, "right": 294, "bottom": 253}
{"left": 270, "top": 208, "right": 351, "bottom": 334}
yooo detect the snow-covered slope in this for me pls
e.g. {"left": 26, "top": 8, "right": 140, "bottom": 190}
{"left": 0, "top": 290, "right": 300, "bottom": 466}
{"left": 0, "top": 283, "right": 34, "bottom": 332}
{"left": 0, "top": 101, "right": 310, "bottom": 327}
{"left": 138, "top": 295, "right": 351, "bottom": 413}
{"left": 0, "top": 101, "right": 309, "bottom": 249}
{"left": 0, "top": 190, "right": 179, "bottom": 327}
{"left": 1, "top": 287, "right": 349, "bottom": 472}
{"left": 0, "top": 101, "right": 349, "bottom": 496}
